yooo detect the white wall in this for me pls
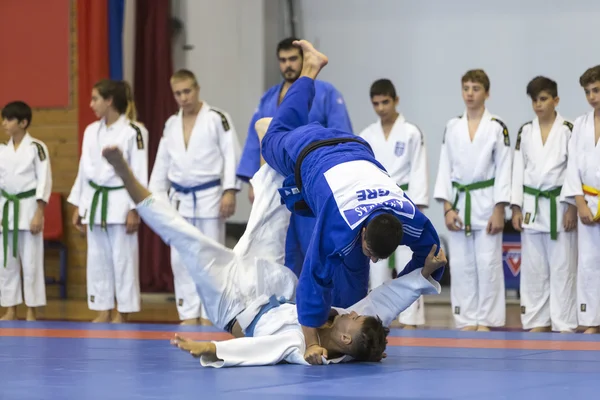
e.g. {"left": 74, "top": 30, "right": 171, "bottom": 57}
{"left": 297, "top": 0, "right": 600, "bottom": 231}
{"left": 171, "top": 0, "right": 266, "bottom": 223}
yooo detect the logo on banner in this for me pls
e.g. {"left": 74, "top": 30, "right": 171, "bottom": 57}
{"left": 394, "top": 141, "right": 405, "bottom": 156}
{"left": 503, "top": 242, "right": 521, "bottom": 276}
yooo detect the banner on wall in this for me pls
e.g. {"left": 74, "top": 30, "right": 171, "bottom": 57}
{"left": 502, "top": 232, "right": 521, "bottom": 290}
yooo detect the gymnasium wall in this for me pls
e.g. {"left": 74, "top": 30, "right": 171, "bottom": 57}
{"left": 296, "top": 0, "right": 600, "bottom": 231}
{"left": 170, "top": 0, "right": 267, "bottom": 223}
{"left": 0, "top": 0, "right": 85, "bottom": 297}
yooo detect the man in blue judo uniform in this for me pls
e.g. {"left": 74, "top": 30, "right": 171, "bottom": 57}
{"left": 256, "top": 40, "right": 446, "bottom": 364}
{"left": 237, "top": 37, "right": 353, "bottom": 277}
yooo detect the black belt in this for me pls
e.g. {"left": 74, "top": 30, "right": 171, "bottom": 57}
{"left": 293, "top": 137, "right": 373, "bottom": 212}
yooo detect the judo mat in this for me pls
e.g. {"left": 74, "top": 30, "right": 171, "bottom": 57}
{"left": 1, "top": 321, "right": 599, "bottom": 400}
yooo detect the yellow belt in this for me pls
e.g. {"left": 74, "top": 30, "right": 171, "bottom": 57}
{"left": 582, "top": 184, "right": 600, "bottom": 222}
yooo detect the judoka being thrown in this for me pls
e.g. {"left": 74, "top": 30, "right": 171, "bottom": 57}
{"left": 255, "top": 39, "right": 446, "bottom": 362}
{"left": 100, "top": 145, "right": 446, "bottom": 367}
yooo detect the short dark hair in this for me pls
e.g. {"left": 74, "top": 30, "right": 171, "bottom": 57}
{"left": 580, "top": 65, "right": 600, "bottom": 88}
{"left": 1, "top": 101, "right": 32, "bottom": 128}
{"left": 364, "top": 214, "right": 403, "bottom": 259}
{"left": 370, "top": 79, "right": 397, "bottom": 99}
{"left": 349, "top": 316, "right": 389, "bottom": 362}
{"left": 93, "top": 79, "right": 129, "bottom": 114}
{"left": 462, "top": 69, "right": 490, "bottom": 92}
{"left": 526, "top": 76, "right": 558, "bottom": 99}
{"left": 277, "top": 37, "right": 302, "bottom": 57}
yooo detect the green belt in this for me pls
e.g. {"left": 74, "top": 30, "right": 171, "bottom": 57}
{"left": 523, "top": 185, "right": 562, "bottom": 240}
{"left": 88, "top": 181, "right": 125, "bottom": 231}
{"left": 399, "top": 183, "right": 408, "bottom": 191}
{"left": 451, "top": 178, "right": 495, "bottom": 236}
{"left": 1, "top": 188, "right": 37, "bottom": 267}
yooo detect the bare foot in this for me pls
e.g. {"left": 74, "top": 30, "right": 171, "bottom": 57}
{"left": 292, "top": 39, "right": 329, "bottom": 79}
{"left": 170, "top": 334, "right": 217, "bottom": 359}
{"left": 199, "top": 317, "right": 213, "bottom": 326}
{"left": 583, "top": 326, "right": 598, "bottom": 334}
{"left": 26, "top": 307, "right": 37, "bottom": 321}
{"left": 112, "top": 312, "right": 128, "bottom": 324}
{"left": 529, "top": 326, "right": 551, "bottom": 333}
{"left": 477, "top": 326, "right": 491, "bottom": 332}
{"left": 0, "top": 307, "right": 17, "bottom": 321}
{"left": 92, "top": 310, "right": 111, "bottom": 323}
{"left": 255, "top": 117, "right": 273, "bottom": 142}
{"left": 461, "top": 326, "right": 478, "bottom": 331}
{"left": 402, "top": 325, "right": 417, "bottom": 330}
{"left": 180, "top": 318, "right": 200, "bottom": 326}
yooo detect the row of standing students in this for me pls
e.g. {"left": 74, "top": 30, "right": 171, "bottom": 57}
{"left": 362, "top": 66, "right": 600, "bottom": 333}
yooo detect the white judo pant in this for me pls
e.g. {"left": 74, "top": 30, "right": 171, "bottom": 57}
{"left": 520, "top": 230, "right": 577, "bottom": 332}
{"left": 86, "top": 225, "right": 140, "bottom": 313}
{"left": 136, "top": 165, "right": 296, "bottom": 331}
{"left": 171, "top": 217, "right": 225, "bottom": 320}
{"left": 576, "top": 220, "right": 600, "bottom": 327}
{"left": 448, "top": 230, "right": 505, "bottom": 328}
{"left": 370, "top": 245, "right": 425, "bottom": 326}
{"left": 0, "top": 230, "right": 46, "bottom": 308}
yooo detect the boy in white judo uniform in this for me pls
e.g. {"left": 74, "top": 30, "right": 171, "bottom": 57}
{"left": 433, "top": 69, "right": 512, "bottom": 331}
{"left": 562, "top": 65, "right": 600, "bottom": 334}
{"left": 100, "top": 145, "right": 445, "bottom": 367}
{"left": 359, "top": 78, "right": 429, "bottom": 329}
{"left": 510, "top": 76, "right": 578, "bottom": 333}
{"left": 0, "top": 101, "right": 52, "bottom": 321}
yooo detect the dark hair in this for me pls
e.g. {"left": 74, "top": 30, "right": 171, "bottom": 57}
{"left": 462, "top": 69, "right": 490, "bottom": 92}
{"left": 93, "top": 79, "right": 128, "bottom": 114}
{"left": 526, "top": 76, "right": 558, "bottom": 99}
{"left": 370, "top": 79, "right": 397, "bottom": 99}
{"left": 1, "top": 101, "right": 32, "bottom": 128}
{"left": 364, "top": 213, "right": 403, "bottom": 259}
{"left": 349, "top": 316, "right": 389, "bottom": 362}
{"left": 580, "top": 65, "right": 600, "bottom": 88}
{"left": 277, "top": 37, "right": 302, "bottom": 57}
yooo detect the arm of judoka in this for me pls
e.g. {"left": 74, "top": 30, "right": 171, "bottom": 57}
{"left": 562, "top": 123, "right": 584, "bottom": 199}
{"left": 398, "top": 222, "right": 443, "bottom": 281}
{"left": 218, "top": 112, "right": 242, "bottom": 192}
{"left": 237, "top": 108, "right": 263, "bottom": 182}
{"left": 295, "top": 249, "right": 334, "bottom": 329}
{"left": 344, "top": 268, "right": 441, "bottom": 327}
{"left": 148, "top": 137, "right": 171, "bottom": 197}
{"left": 67, "top": 129, "right": 89, "bottom": 209}
{"left": 33, "top": 141, "right": 52, "bottom": 205}
{"left": 510, "top": 141, "right": 525, "bottom": 231}
{"left": 202, "top": 330, "right": 306, "bottom": 368}
{"left": 493, "top": 125, "right": 512, "bottom": 207}
{"left": 324, "top": 86, "right": 353, "bottom": 133}
{"left": 127, "top": 127, "right": 150, "bottom": 210}
{"left": 433, "top": 135, "right": 454, "bottom": 206}
{"left": 407, "top": 129, "right": 429, "bottom": 207}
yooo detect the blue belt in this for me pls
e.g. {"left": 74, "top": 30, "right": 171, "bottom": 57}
{"left": 245, "top": 295, "right": 294, "bottom": 337}
{"left": 170, "top": 178, "right": 221, "bottom": 222}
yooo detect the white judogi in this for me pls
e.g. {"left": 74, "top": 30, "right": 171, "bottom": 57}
{"left": 67, "top": 116, "right": 148, "bottom": 313}
{"left": 433, "top": 109, "right": 512, "bottom": 328}
{"left": 0, "top": 133, "right": 52, "bottom": 308}
{"left": 359, "top": 114, "right": 428, "bottom": 326}
{"left": 136, "top": 164, "right": 441, "bottom": 367}
{"left": 149, "top": 103, "right": 241, "bottom": 320}
{"left": 562, "top": 110, "right": 600, "bottom": 327}
{"left": 511, "top": 115, "right": 577, "bottom": 332}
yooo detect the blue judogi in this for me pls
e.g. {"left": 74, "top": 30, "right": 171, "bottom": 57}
{"left": 261, "top": 76, "right": 444, "bottom": 328}
{"left": 237, "top": 80, "right": 353, "bottom": 277}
